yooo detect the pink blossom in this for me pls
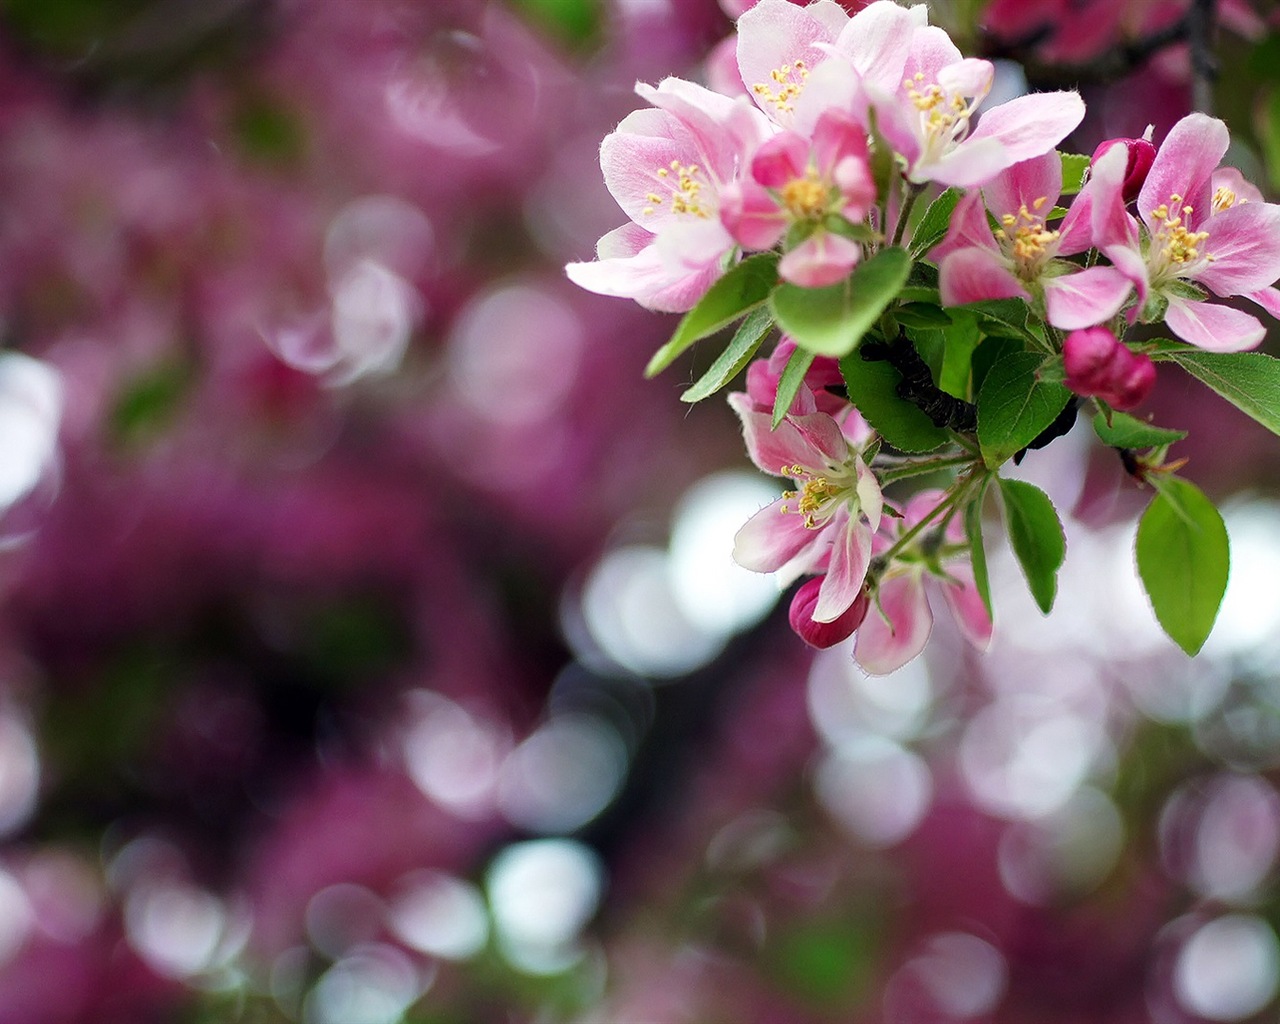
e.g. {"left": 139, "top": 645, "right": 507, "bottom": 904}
{"left": 789, "top": 574, "right": 869, "bottom": 648}
{"left": 1094, "top": 113, "right": 1280, "bottom": 351}
{"left": 566, "top": 78, "right": 772, "bottom": 312}
{"left": 854, "top": 490, "right": 991, "bottom": 674}
{"left": 744, "top": 338, "right": 872, "bottom": 444}
{"left": 729, "top": 387, "right": 883, "bottom": 624}
{"left": 720, "top": 110, "right": 875, "bottom": 286}
{"left": 1062, "top": 327, "right": 1156, "bottom": 411}
{"left": 1091, "top": 130, "right": 1156, "bottom": 204}
{"left": 935, "top": 151, "right": 1132, "bottom": 329}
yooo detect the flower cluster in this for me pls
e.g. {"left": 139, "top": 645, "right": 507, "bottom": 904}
{"left": 570, "top": 0, "right": 1280, "bottom": 668}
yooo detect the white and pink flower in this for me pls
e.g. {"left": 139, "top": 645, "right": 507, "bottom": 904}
{"left": 1095, "top": 113, "right": 1280, "bottom": 351}
{"left": 934, "top": 150, "right": 1132, "bottom": 329}
{"left": 566, "top": 78, "right": 773, "bottom": 312}
{"left": 729, "top": 384, "right": 883, "bottom": 625}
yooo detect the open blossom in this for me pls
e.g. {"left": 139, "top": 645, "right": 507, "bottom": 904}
{"left": 854, "top": 490, "right": 992, "bottom": 675}
{"left": 934, "top": 149, "right": 1132, "bottom": 329}
{"left": 1095, "top": 113, "right": 1280, "bottom": 351}
{"left": 729, "top": 384, "right": 883, "bottom": 624}
{"left": 720, "top": 109, "right": 875, "bottom": 286}
{"left": 566, "top": 78, "right": 772, "bottom": 312}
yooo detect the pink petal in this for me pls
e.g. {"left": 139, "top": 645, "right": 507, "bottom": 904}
{"left": 728, "top": 392, "right": 848, "bottom": 473}
{"left": 1211, "top": 167, "right": 1265, "bottom": 206}
{"left": 733, "top": 496, "right": 824, "bottom": 574}
{"left": 832, "top": 0, "right": 921, "bottom": 93}
{"left": 929, "top": 190, "right": 1000, "bottom": 263}
{"left": 982, "top": 151, "right": 1062, "bottom": 224}
{"left": 736, "top": 0, "right": 844, "bottom": 125}
{"left": 601, "top": 108, "right": 701, "bottom": 228}
{"left": 566, "top": 224, "right": 721, "bottom": 312}
{"left": 779, "top": 232, "right": 862, "bottom": 288}
{"left": 854, "top": 572, "right": 934, "bottom": 674}
{"left": 965, "top": 90, "right": 1086, "bottom": 168}
{"left": 1195, "top": 201, "right": 1280, "bottom": 297}
{"left": 936, "top": 57, "right": 994, "bottom": 101}
{"left": 1164, "top": 296, "right": 1266, "bottom": 352}
{"left": 813, "top": 513, "right": 872, "bottom": 622}
{"left": 811, "top": 109, "right": 868, "bottom": 179}
{"left": 919, "top": 136, "right": 1008, "bottom": 188}
{"left": 1245, "top": 286, "right": 1280, "bottom": 319}
{"left": 938, "top": 247, "right": 1028, "bottom": 306}
{"left": 1042, "top": 266, "right": 1133, "bottom": 329}
{"left": 938, "top": 564, "right": 993, "bottom": 650}
{"left": 751, "top": 130, "right": 810, "bottom": 187}
{"left": 1137, "top": 113, "right": 1228, "bottom": 232}
{"left": 719, "top": 180, "right": 788, "bottom": 251}
{"left": 901, "top": 25, "right": 966, "bottom": 85}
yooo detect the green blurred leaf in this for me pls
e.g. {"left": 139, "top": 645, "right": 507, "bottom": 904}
{"left": 508, "top": 0, "right": 599, "bottom": 44}
{"left": 645, "top": 253, "right": 779, "bottom": 377}
{"left": 893, "top": 303, "right": 952, "bottom": 328}
{"left": 773, "top": 345, "right": 816, "bottom": 428}
{"left": 1092, "top": 411, "right": 1187, "bottom": 449}
{"left": 909, "top": 186, "right": 963, "bottom": 257}
{"left": 1170, "top": 350, "right": 1280, "bottom": 437}
{"left": 998, "top": 477, "right": 1066, "bottom": 613}
{"left": 1136, "top": 477, "right": 1229, "bottom": 656}
{"left": 839, "top": 350, "right": 949, "bottom": 452}
{"left": 938, "top": 310, "right": 982, "bottom": 399}
{"left": 965, "top": 481, "right": 993, "bottom": 620}
{"left": 680, "top": 307, "right": 774, "bottom": 403}
{"left": 1059, "top": 152, "right": 1092, "bottom": 196}
{"left": 770, "top": 247, "right": 910, "bottom": 357}
{"left": 976, "top": 352, "right": 1071, "bottom": 468}
{"left": 111, "top": 361, "right": 191, "bottom": 442}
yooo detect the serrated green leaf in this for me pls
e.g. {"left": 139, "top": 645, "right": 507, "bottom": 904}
{"left": 1135, "top": 476, "right": 1229, "bottom": 656}
{"left": 838, "top": 350, "right": 949, "bottom": 452}
{"left": 998, "top": 478, "right": 1066, "bottom": 614}
{"left": 773, "top": 346, "right": 816, "bottom": 428}
{"left": 894, "top": 303, "right": 952, "bottom": 328}
{"left": 645, "top": 253, "right": 779, "bottom": 377}
{"left": 965, "top": 480, "right": 993, "bottom": 620}
{"left": 680, "top": 307, "right": 774, "bottom": 403}
{"left": 965, "top": 297, "right": 1035, "bottom": 342}
{"left": 1169, "top": 350, "right": 1280, "bottom": 437}
{"left": 1059, "top": 152, "right": 1092, "bottom": 196}
{"left": 938, "top": 310, "right": 981, "bottom": 400}
{"left": 770, "top": 247, "right": 911, "bottom": 357}
{"left": 909, "top": 186, "right": 963, "bottom": 257}
{"left": 1091, "top": 411, "right": 1187, "bottom": 449}
{"left": 898, "top": 285, "right": 942, "bottom": 305}
{"left": 977, "top": 352, "right": 1071, "bottom": 468}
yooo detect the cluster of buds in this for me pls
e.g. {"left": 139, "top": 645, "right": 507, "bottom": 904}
{"left": 1062, "top": 327, "right": 1157, "bottom": 410}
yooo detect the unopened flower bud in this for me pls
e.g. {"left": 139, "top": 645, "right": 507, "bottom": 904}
{"left": 789, "top": 576, "right": 869, "bottom": 649}
{"left": 1063, "top": 326, "right": 1124, "bottom": 394}
{"left": 1107, "top": 351, "right": 1156, "bottom": 411}
{"left": 1092, "top": 131, "right": 1156, "bottom": 204}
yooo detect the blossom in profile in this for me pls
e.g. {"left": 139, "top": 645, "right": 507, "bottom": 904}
{"left": 1094, "top": 113, "right": 1280, "bottom": 351}
{"left": 729, "top": 384, "right": 883, "bottom": 625}
{"left": 935, "top": 149, "right": 1132, "bottom": 329}
{"left": 854, "top": 490, "right": 991, "bottom": 675}
{"left": 566, "top": 78, "right": 772, "bottom": 312}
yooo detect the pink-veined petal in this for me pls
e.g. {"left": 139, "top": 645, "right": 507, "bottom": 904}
{"left": 929, "top": 190, "right": 1001, "bottom": 263}
{"left": 938, "top": 247, "right": 1028, "bottom": 306}
{"left": 733, "top": 495, "right": 824, "bottom": 574}
{"left": 737, "top": 0, "right": 846, "bottom": 126}
{"left": 1195, "top": 201, "right": 1280, "bottom": 296}
{"left": 813, "top": 513, "right": 872, "bottom": 622}
{"left": 729, "top": 392, "right": 848, "bottom": 472}
{"left": 854, "top": 571, "right": 933, "bottom": 674}
{"left": 719, "top": 180, "right": 788, "bottom": 250}
{"left": 964, "top": 90, "right": 1086, "bottom": 168}
{"left": 982, "top": 151, "right": 1062, "bottom": 225}
{"left": 1245, "top": 286, "right": 1280, "bottom": 320}
{"left": 1211, "top": 166, "right": 1265, "bottom": 206}
{"left": 1043, "top": 265, "right": 1133, "bottom": 329}
{"left": 601, "top": 108, "right": 703, "bottom": 228}
{"left": 1138, "top": 113, "right": 1228, "bottom": 232}
{"left": 937, "top": 563, "right": 993, "bottom": 650}
{"left": 901, "top": 25, "right": 966, "bottom": 85}
{"left": 1164, "top": 296, "right": 1266, "bottom": 352}
{"left": 831, "top": 0, "right": 922, "bottom": 94}
{"left": 566, "top": 224, "right": 721, "bottom": 312}
{"left": 779, "top": 232, "right": 862, "bottom": 287}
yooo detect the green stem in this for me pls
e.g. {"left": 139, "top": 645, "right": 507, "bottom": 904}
{"left": 877, "top": 454, "right": 975, "bottom": 483}
{"left": 891, "top": 182, "right": 924, "bottom": 249}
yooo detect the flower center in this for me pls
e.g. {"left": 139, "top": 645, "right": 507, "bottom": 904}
{"left": 752, "top": 60, "right": 809, "bottom": 116}
{"left": 993, "top": 197, "right": 1059, "bottom": 278}
{"left": 1212, "top": 185, "right": 1246, "bottom": 213}
{"left": 1150, "top": 193, "right": 1211, "bottom": 274}
{"left": 780, "top": 173, "right": 828, "bottom": 221}
{"left": 903, "top": 72, "right": 976, "bottom": 152}
{"left": 779, "top": 463, "right": 853, "bottom": 529}
{"left": 642, "top": 160, "right": 711, "bottom": 218}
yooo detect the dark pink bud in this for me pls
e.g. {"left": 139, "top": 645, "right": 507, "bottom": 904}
{"left": 1063, "top": 326, "right": 1125, "bottom": 395}
{"left": 751, "top": 131, "right": 809, "bottom": 188}
{"left": 789, "top": 577, "right": 870, "bottom": 649}
{"left": 1092, "top": 135, "right": 1156, "bottom": 204}
{"left": 1105, "top": 351, "right": 1156, "bottom": 411}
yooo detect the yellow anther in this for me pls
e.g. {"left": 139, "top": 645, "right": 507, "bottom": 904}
{"left": 1033, "top": 197, "right": 1047, "bottom": 210}
{"left": 754, "top": 60, "right": 810, "bottom": 114}
{"left": 780, "top": 174, "right": 828, "bottom": 220}
{"left": 1150, "top": 193, "right": 1211, "bottom": 266}
{"left": 1212, "top": 186, "right": 1238, "bottom": 212}
{"left": 650, "top": 160, "right": 710, "bottom": 218}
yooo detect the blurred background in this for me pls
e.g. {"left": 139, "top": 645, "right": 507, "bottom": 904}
{"left": 2, "top": 0, "right": 1280, "bottom": 1021}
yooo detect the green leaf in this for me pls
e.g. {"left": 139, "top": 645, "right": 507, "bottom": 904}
{"left": 1091, "top": 411, "right": 1187, "bottom": 449}
{"left": 965, "top": 297, "right": 1035, "bottom": 342}
{"left": 1135, "top": 476, "right": 1230, "bottom": 656}
{"left": 937, "top": 310, "right": 981, "bottom": 400}
{"left": 965, "top": 480, "right": 993, "bottom": 620}
{"left": 909, "top": 186, "right": 963, "bottom": 257}
{"left": 998, "top": 478, "right": 1066, "bottom": 614}
{"left": 1169, "top": 350, "right": 1280, "bottom": 437}
{"left": 1059, "top": 152, "right": 1092, "bottom": 196}
{"left": 773, "top": 346, "right": 816, "bottom": 428}
{"left": 645, "top": 253, "right": 779, "bottom": 377}
{"left": 976, "top": 352, "right": 1071, "bottom": 468}
{"left": 894, "top": 303, "right": 952, "bottom": 328}
{"left": 770, "top": 247, "right": 911, "bottom": 357}
{"left": 839, "top": 351, "right": 949, "bottom": 452}
{"left": 680, "top": 307, "right": 774, "bottom": 403}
